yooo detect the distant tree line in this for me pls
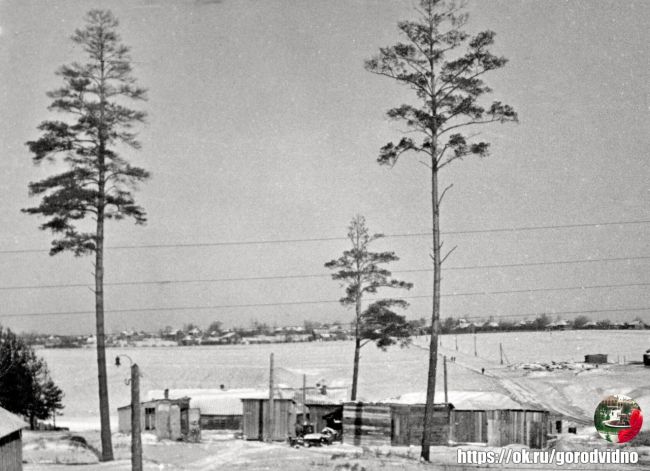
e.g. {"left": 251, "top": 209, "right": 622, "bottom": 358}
{"left": 437, "top": 314, "right": 647, "bottom": 335}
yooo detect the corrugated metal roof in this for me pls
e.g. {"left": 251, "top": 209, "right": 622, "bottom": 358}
{"left": 0, "top": 407, "right": 26, "bottom": 437}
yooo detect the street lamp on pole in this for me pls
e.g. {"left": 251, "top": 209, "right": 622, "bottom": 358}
{"left": 115, "top": 354, "right": 142, "bottom": 471}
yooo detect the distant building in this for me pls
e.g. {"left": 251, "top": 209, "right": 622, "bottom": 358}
{"left": 0, "top": 407, "right": 26, "bottom": 471}
{"left": 548, "top": 320, "right": 569, "bottom": 330}
{"left": 625, "top": 320, "right": 645, "bottom": 330}
{"left": 584, "top": 354, "right": 608, "bottom": 364}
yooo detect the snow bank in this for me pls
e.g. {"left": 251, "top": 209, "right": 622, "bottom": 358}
{"left": 23, "top": 437, "right": 99, "bottom": 465}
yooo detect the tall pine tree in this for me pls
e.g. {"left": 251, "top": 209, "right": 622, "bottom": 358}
{"left": 325, "top": 215, "right": 413, "bottom": 400}
{"left": 23, "top": 10, "right": 149, "bottom": 460}
{"left": 365, "top": 0, "right": 517, "bottom": 459}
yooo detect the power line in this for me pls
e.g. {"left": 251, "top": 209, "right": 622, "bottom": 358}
{"left": 1, "top": 297, "right": 648, "bottom": 320}
{"left": 1, "top": 219, "right": 648, "bottom": 254}
{"left": 0, "top": 255, "right": 648, "bottom": 292}
{"left": 443, "top": 281, "right": 650, "bottom": 298}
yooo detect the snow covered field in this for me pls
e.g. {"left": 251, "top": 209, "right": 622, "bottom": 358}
{"left": 37, "top": 330, "right": 650, "bottom": 431}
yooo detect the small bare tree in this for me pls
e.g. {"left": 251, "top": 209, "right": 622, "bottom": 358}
{"left": 325, "top": 215, "right": 413, "bottom": 400}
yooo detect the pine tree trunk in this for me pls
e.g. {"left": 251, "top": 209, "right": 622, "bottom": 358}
{"left": 95, "top": 203, "right": 113, "bottom": 461}
{"left": 95, "top": 45, "right": 114, "bottom": 462}
{"left": 351, "top": 297, "right": 362, "bottom": 401}
{"left": 421, "top": 163, "right": 441, "bottom": 461}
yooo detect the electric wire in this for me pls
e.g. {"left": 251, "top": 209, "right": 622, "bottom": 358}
{"left": 0, "top": 219, "right": 647, "bottom": 255}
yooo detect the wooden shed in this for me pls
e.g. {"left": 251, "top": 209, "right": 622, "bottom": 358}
{"left": 118, "top": 397, "right": 200, "bottom": 441}
{"left": 190, "top": 395, "right": 243, "bottom": 430}
{"left": 391, "top": 403, "right": 453, "bottom": 446}
{"left": 451, "top": 409, "right": 549, "bottom": 448}
{"left": 241, "top": 398, "right": 296, "bottom": 441}
{"left": 147, "top": 388, "right": 265, "bottom": 431}
{"left": 343, "top": 402, "right": 392, "bottom": 446}
{"left": 0, "top": 407, "right": 26, "bottom": 471}
{"left": 304, "top": 398, "right": 343, "bottom": 433}
{"left": 584, "top": 354, "right": 608, "bottom": 364}
{"left": 342, "top": 402, "right": 453, "bottom": 447}
{"left": 451, "top": 409, "right": 488, "bottom": 443}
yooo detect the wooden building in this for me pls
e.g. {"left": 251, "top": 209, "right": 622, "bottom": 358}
{"left": 391, "top": 403, "right": 452, "bottom": 446}
{"left": 343, "top": 402, "right": 392, "bottom": 446}
{"left": 342, "top": 402, "right": 453, "bottom": 447}
{"left": 147, "top": 388, "right": 266, "bottom": 431}
{"left": 451, "top": 409, "right": 550, "bottom": 448}
{"left": 118, "top": 397, "right": 200, "bottom": 441}
{"left": 190, "top": 395, "right": 243, "bottom": 430}
{"left": 0, "top": 407, "right": 26, "bottom": 471}
{"left": 584, "top": 354, "right": 608, "bottom": 364}
{"left": 241, "top": 397, "right": 296, "bottom": 441}
{"left": 304, "top": 397, "right": 343, "bottom": 433}
{"left": 343, "top": 402, "right": 549, "bottom": 449}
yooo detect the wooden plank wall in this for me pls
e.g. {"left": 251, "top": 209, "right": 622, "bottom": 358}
{"left": 0, "top": 431, "right": 22, "bottom": 471}
{"left": 391, "top": 404, "right": 452, "bottom": 446}
{"left": 242, "top": 399, "right": 296, "bottom": 441}
{"left": 485, "top": 410, "right": 549, "bottom": 448}
{"left": 448, "top": 409, "right": 549, "bottom": 448}
{"left": 263, "top": 399, "right": 296, "bottom": 440}
{"left": 242, "top": 399, "right": 262, "bottom": 440}
{"left": 451, "top": 410, "right": 487, "bottom": 443}
{"left": 343, "top": 403, "right": 392, "bottom": 447}
{"left": 343, "top": 405, "right": 547, "bottom": 449}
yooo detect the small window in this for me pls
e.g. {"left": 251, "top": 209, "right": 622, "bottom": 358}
{"left": 145, "top": 407, "right": 156, "bottom": 430}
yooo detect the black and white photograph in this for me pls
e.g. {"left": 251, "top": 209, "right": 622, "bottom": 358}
{"left": 0, "top": 0, "right": 648, "bottom": 469}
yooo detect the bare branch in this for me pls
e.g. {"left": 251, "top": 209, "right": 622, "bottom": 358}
{"left": 441, "top": 245, "right": 458, "bottom": 264}
{"left": 418, "top": 159, "right": 433, "bottom": 170}
{"left": 438, "top": 118, "right": 501, "bottom": 137}
{"left": 438, "top": 183, "right": 454, "bottom": 206}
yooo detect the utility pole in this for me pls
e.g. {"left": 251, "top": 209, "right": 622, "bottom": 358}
{"left": 455, "top": 335, "right": 458, "bottom": 351}
{"left": 267, "top": 353, "right": 274, "bottom": 442}
{"left": 499, "top": 343, "right": 504, "bottom": 365}
{"left": 302, "top": 374, "right": 307, "bottom": 427}
{"left": 474, "top": 332, "right": 477, "bottom": 357}
{"left": 443, "top": 355, "right": 448, "bottom": 403}
{"left": 131, "top": 364, "right": 142, "bottom": 471}
{"left": 116, "top": 355, "right": 141, "bottom": 471}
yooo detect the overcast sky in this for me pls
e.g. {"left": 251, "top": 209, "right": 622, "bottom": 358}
{"left": 0, "top": 0, "right": 648, "bottom": 335}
